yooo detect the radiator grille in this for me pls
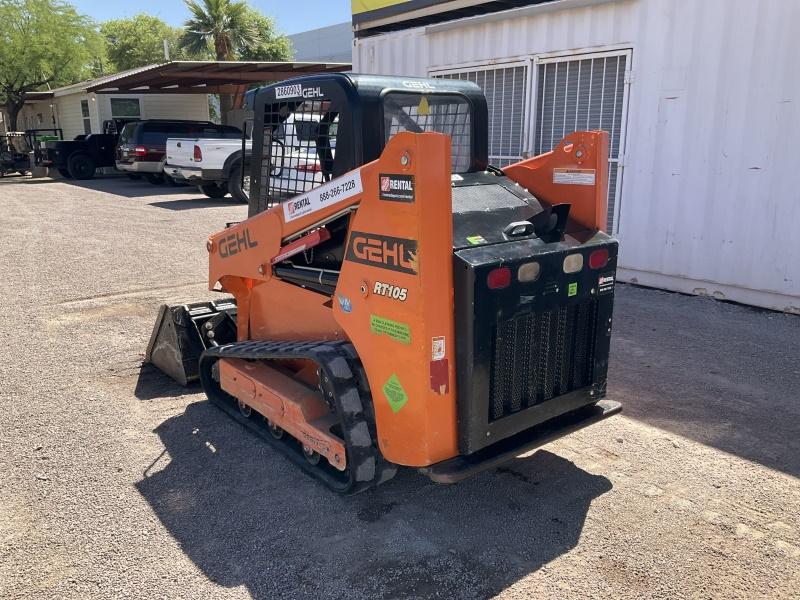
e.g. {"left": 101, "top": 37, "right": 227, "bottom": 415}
{"left": 489, "top": 299, "right": 598, "bottom": 421}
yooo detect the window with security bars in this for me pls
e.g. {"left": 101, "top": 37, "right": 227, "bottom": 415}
{"left": 383, "top": 92, "right": 472, "bottom": 173}
{"left": 534, "top": 53, "right": 628, "bottom": 231}
{"left": 260, "top": 100, "right": 338, "bottom": 206}
{"left": 434, "top": 66, "right": 527, "bottom": 167}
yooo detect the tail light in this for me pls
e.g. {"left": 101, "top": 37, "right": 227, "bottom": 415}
{"left": 589, "top": 248, "right": 609, "bottom": 269}
{"left": 193, "top": 145, "right": 202, "bottom": 162}
{"left": 133, "top": 146, "right": 147, "bottom": 158}
{"left": 297, "top": 162, "right": 321, "bottom": 173}
{"left": 487, "top": 266, "right": 511, "bottom": 290}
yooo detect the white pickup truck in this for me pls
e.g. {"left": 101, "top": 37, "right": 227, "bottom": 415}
{"left": 165, "top": 112, "right": 333, "bottom": 203}
{"left": 165, "top": 136, "right": 250, "bottom": 202}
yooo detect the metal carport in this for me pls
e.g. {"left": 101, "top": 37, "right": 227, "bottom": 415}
{"left": 85, "top": 60, "right": 351, "bottom": 125}
{"left": 84, "top": 61, "right": 351, "bottom": 96}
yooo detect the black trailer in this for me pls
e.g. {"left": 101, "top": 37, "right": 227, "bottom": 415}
{"left": 41, "top": 119, "right": 134, "bottom": 179}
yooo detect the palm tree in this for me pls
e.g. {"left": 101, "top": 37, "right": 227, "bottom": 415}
{"left": 182, "top": 0, "right": 262, "bottom": 122}
{"left": 182, "top": 0, "right": 260, "bottom": 61}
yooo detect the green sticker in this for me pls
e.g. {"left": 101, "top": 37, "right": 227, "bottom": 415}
{"left": 568, "top": 282, "right": 578, "bottom": 297}
{"left": 466, "top": 235, "right": 487, "bottom": 245}
{"left": 370, "top": 314, "right": 411, "bottom": 344}
{"left": 383, "top": 374, "right": 408, "bottom": 413}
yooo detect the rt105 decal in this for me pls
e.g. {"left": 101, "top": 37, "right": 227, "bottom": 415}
{"left": 373, "top": 281, "right": 408, "bottom": 301}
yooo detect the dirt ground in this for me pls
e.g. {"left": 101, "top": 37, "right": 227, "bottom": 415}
{"left": 1, "top": 175, "right": 799, "bottom": 600}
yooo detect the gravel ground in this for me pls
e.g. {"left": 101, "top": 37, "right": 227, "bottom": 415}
{"left": 1, "top": 175, "right": 799, "bottom": 599}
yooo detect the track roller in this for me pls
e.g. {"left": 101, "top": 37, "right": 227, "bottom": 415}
{"left": 267, "top": 419, "right": 284, "bottom": 439}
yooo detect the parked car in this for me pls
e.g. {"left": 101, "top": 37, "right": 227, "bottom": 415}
{"left": 165, "top": 135, "right": 250, "bottom": 201}
{"left": 41, "top": 119, "right": 133, "bottom": 180}
{"left": 0, "top": 132, "right": 32, "bottom": 177}
{"left": 116, "top": 120, "right": 241, "bottom": 184}
{"left": 164, "top": 112, "right": 332, "bottom": 201}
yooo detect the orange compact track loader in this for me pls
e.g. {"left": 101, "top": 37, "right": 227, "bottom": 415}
{"left": 147, "top": 74, "right": 621, "bottom": 493}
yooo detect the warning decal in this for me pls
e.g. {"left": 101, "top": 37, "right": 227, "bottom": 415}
{"left": 553, "top": 168, "right": 596, "bottom": 186}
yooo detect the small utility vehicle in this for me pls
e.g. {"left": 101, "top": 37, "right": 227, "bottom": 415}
{"left": 0, "top": 132, "right": 32, "bottom": 177}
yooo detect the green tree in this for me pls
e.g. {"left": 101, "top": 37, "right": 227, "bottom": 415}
{"left": 0, "top": 0, "right": 102, "bottom": 131}
{"left": 237, "top": 8, "right": 292, "bottom": 62}
{"left": 100, "top": 14, "right": 200, "bottom": 73}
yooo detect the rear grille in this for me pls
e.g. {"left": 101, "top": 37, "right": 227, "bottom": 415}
{"left": 489, "top": 299, "right": 598, "bottom": 421}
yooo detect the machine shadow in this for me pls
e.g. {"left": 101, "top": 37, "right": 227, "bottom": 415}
{"left": 137, "top": 401, "right": 611, "bottom": 600}
{"left": 610, "top": 284, "right": 800, "bottom": 477}
{"left": 57, "top": 176, "right": 193, "bottom": 198}
{"left": 148, "top": 197, "right": 245, "bottom": 211}
{"left": 134, "top": 363, "right": 200, "bottom": 401}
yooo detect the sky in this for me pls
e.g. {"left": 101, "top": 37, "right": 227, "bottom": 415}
{"left": 69, "top": 0, "right": 352, "bottom": 35}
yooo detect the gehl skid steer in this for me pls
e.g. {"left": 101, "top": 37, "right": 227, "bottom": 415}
{"left": 146, "top": 74, "right": 621, "bottom": 493}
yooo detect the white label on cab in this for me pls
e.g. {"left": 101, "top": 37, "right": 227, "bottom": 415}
{"left": 282, "top": 170, "right": 363, "bottom": 222}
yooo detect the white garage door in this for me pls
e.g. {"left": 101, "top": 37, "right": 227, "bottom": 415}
{"left": 533, "top": 50, "right": 631, "bottom": 232}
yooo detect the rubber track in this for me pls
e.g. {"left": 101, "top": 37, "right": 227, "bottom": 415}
{"left": 199, "top": 340, "right": 394, "bottom": 494}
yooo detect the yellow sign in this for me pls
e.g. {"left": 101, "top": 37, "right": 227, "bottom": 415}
{"left": 352, "top": 0, "right": 410, "bottom": 15}
{"left": 417, "top": 95, "right": 430, "bottom": 116}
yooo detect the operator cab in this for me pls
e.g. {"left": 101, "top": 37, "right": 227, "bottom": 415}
{"left": 246, "top": 73, "right": 564, "bottom": 265}
{"left": 246, "top": 73, "right": 488, "bottom": 213}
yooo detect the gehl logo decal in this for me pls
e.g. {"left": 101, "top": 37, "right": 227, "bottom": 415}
{"left": 345, "top": 231, "right": 418, "bottom": 275}
{"left": 218, "top": 228, "right": 258, "bottom": 258}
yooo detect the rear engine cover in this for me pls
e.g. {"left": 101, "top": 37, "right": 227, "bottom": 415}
{"left": 453, "top": 233, "right": 617, "bottom": 454}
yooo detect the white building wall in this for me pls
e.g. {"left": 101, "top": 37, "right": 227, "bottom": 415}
{"left": 354, "top": 0, "right": 800, "bottom": 312}
{"left": 140, "top": 94, "right": 210, "bottom": 121}
{"left": 18, "top": 93, "right": 211, "bottom": 140}
{"left": 53, "top": 95, "right": 86, "bottom": 140}
{"left": 289, "top": 22, "right": 353, "bottom": 63}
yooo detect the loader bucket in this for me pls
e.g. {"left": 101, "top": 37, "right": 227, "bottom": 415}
{"left": 145, "top": 299, "right": 237, "bottom": 385}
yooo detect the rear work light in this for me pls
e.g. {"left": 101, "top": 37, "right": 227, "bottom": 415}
{"left": 487, "top": 266, "right": 511, "bottom": 290}
{"left": 589, "top": 248, "right": 609, "bottom": 269}
{"left": 517, "top": 261, "right": 540, "bottom": 282}
{"left": 193, "top": 145, "right": 202, "bottom": 162}
{"left": 563, "top": 254, "right": 584, "bottom": 274}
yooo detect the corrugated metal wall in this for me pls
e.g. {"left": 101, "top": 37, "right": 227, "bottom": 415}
{"left": 354, "top": 0, "right": 800, "bottom": 312}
